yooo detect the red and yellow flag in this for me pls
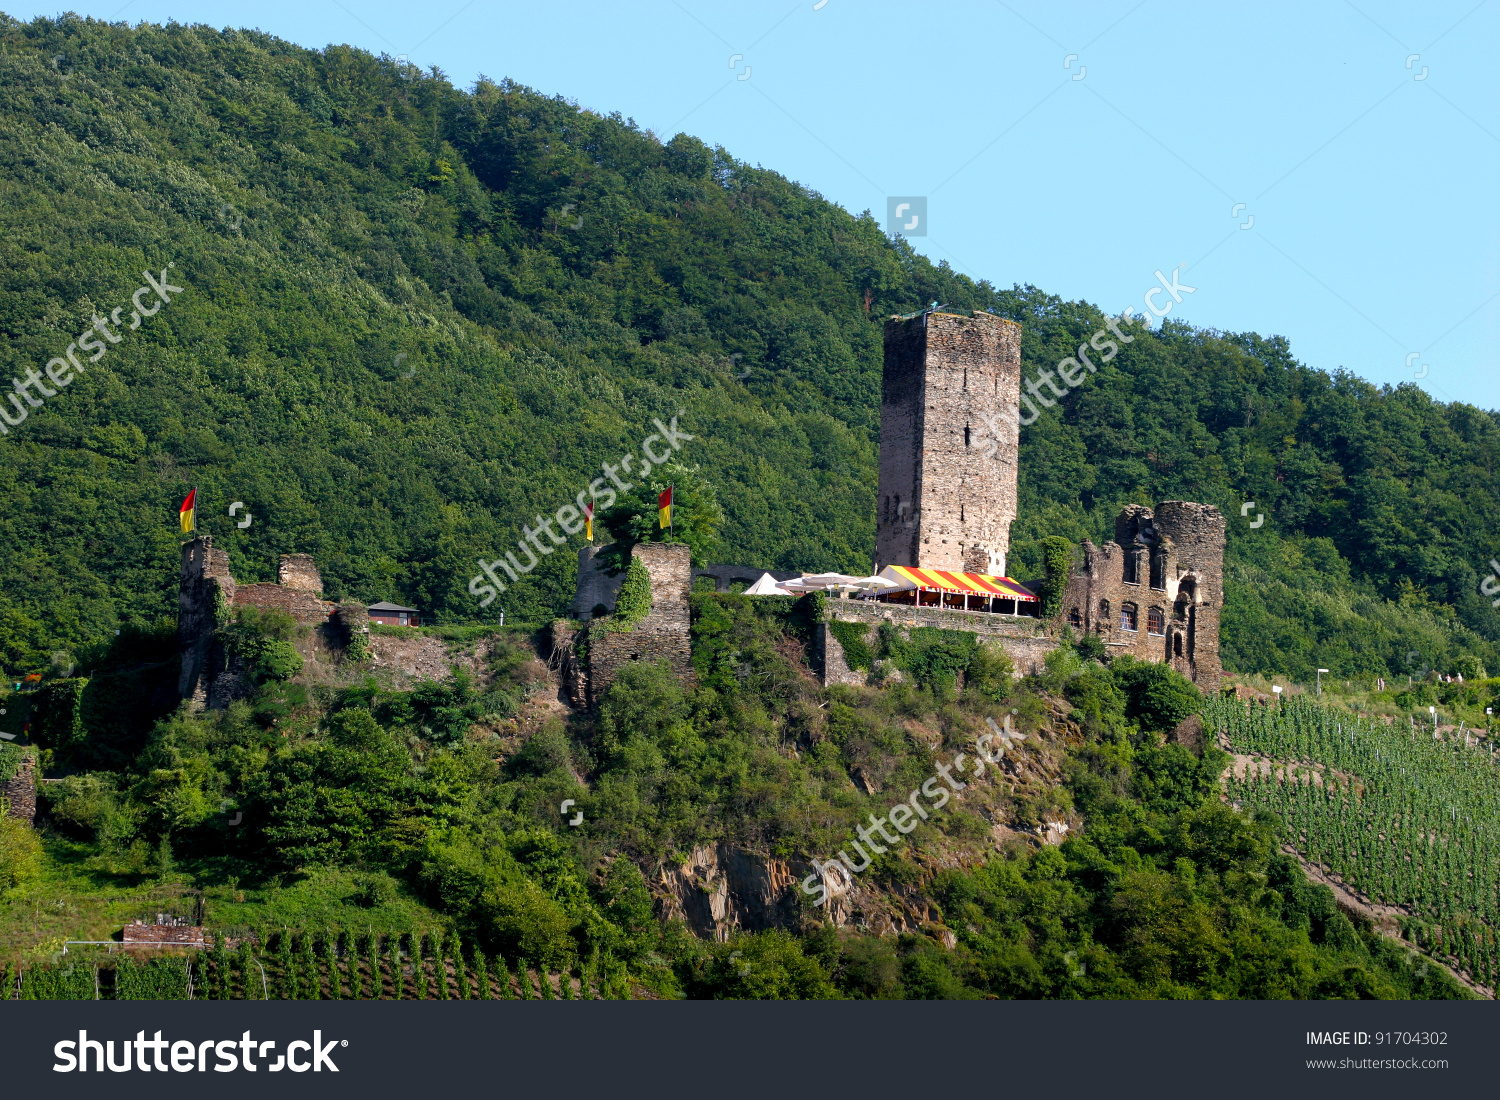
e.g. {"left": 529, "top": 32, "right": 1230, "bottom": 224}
{"left": 657, "top": 485, "right": 673, "bottom": 529}
{"left": 179, "top": 488, "right": 197, "bottom": 535}
{"left": 583, "top": 500, "right": 594, "bottom": 542}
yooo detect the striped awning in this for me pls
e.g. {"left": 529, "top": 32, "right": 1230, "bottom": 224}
{"left": 877, "top": 566, "right": 1038, "bottom": 601}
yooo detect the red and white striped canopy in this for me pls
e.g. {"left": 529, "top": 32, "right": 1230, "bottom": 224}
{"left": 877, "top": 566, "right": 1038, "bottom": 601}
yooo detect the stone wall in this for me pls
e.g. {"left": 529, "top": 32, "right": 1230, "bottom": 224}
{"left": 1059, "top": 501, "right": 1225, "bottom": 691}
{"left": 177, "top": 536, "right": 235, "bottom": 706}
{"left": 1, "top": 749, "right": 36, "bottom": 823}
{"left": 818, "top": 599, "right": 1060, "bottom": 682}
{"left": 816, "top": 622, "right": 867, "bottom": 687}
{"left": 573, "top": 544, "right": 627, "bottom": 620}
{"left": 589, "top": 542, "right": 696, "bottom": 703}
{"left": 276, "top": 553, "right": 323, "bottom": 593}
{"left": 233, "top": 577, "right": 335, "bottom": 624}
{"left": 876, "top": 310, "right": 1022, "bottom": 575}
{"left": 122, "top": 921, "right": 207, "bottom": 948}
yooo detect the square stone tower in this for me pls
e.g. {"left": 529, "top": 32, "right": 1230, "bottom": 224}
{"left": 876, "top": 310, "right": 1022, "bottom": 575}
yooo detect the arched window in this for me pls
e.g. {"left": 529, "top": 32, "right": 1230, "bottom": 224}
{"left": 1120, "top": 603, "right": 1138, "bottom": 632}
{"left": 1068, "top": 607, "right": 1081, "bottom": 628}
{"left": 1147, "top": 607, "right": 1165, "bottom": 635}
{"left": 1098, "top": 599, "right": 1110, "bottom": 627}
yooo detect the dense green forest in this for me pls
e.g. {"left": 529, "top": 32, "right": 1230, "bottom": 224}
{"left": 0, "top": 14, "right": 1496, "bottom": 687}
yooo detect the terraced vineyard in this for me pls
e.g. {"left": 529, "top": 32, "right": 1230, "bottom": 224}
{"left": 1207, "top": 696, "right": 1499, "bottom": 991}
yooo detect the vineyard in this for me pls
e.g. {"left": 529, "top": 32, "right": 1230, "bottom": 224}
{"left": 1208, "top": 696, "right": 1499, "bottom": 992}
{"left": 2, "top": 931, "right": 626, "bottom": 1000}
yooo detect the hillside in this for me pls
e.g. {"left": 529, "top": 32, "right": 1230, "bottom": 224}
{"left": 0, "top": 14, "right": 1497, "bottom": 688}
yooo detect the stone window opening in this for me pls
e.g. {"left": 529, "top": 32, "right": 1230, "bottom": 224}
{"left": 1068, "top": 607, "right": 1081, "bottom": 628}
{"left": 964, "top": 424, "right": 970, "bottom": 446}
{"left": 1150, "top": 552, "right": 1165, "bottom": 590}
{"left": 1173, "top": 633, "right": 1183, "bottom": 658}
{"left": 1120, "top": 603, "right": 1138, "bottom": 632}
{"left": 1098, "top": 599, "right": 1110, "bottom": 629}
{"left": 1123, "top": 549, "right": 1144, "bottom": 585}
{"left": 1147, "top": 607, "right": 1165, "bottom": 635}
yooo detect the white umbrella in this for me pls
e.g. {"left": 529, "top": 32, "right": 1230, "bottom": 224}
{"left": 790, "top": 572, "right": 863, "bottom": 589}
{"left": 742, "top": 572, "right": 792, "bottom": 595}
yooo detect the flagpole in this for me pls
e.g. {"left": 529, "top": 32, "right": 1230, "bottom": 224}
{"left": 669, "top": 483, "right": 674, "bottom": 540}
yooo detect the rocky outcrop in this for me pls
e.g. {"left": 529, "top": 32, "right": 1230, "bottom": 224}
{"left": 656, "top": 844, "right": 805, "bottom": 941}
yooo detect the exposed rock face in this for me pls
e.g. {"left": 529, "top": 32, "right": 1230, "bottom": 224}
{"left": 548, "top": 621, "right": 588, "bottom": 709}
{"left": 1170, "top": 713, "right": 1206, "bottom": 755}
{"left": 656, "top": 844, "right": 804, "bottom": 941}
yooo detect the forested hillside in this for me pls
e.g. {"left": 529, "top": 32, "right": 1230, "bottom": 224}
{"left": 1, "top": 12, "right": 1497, "bottom": 683}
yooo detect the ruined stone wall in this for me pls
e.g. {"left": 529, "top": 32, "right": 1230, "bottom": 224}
{"left": 876, "top": 311, "right": 1021, "bottom": 575}
{"left": 276, "top": 553, "right": 323, "bottom": 594}
{"left": 818, "top": 599, "right": 1059, "bottom": 680}
{"left": 589, "top": 542, "right": 695, "bottom": 702}
{"left": 1060, "top": 502, "right": 1225, "bottom": 691}
{"left": 232, "top": 582, "right": 335, "bottom": 624}
{"left": 573, "top": 544, "right": 627, "bottom": 620}
{"left": 816, "top": 622, "right": 867, "bottom": 687}
{"left": 1, "top": 749, "right": 36, "bottom": 823}
{"left": 177, "top": 536, "right": 235, "bottom": 706}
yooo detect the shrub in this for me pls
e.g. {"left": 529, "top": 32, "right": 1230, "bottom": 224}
{"left": 0, "top": 817, "right": 42, "bottom": 894}
{"left": 1036, "top": 536, "right": 1074, "bottom": 620}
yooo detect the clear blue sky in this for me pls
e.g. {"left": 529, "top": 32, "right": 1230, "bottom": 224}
{"left": 22, "top": 1, "right": 1500, "bottom": 410}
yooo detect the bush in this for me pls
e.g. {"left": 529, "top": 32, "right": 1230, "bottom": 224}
{"left": 1111, "top": 657, "right": 1201, "bottom": 732}
{"left": 0, "top": 817, "right": 42, "bottom": 894}
{"left": 224, "top": 608, "right": 304, "bottom": 684}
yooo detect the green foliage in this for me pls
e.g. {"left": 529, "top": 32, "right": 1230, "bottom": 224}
{"left": 1036, "top": 536, "right": 1074, "bottom": 620}
{"left": 599, "top": 558, "right": 653, "bottom": 635}
{"left": 1111, "top": 657, "right": 1202, "bottom": 732}
{"left": 878, "top": 625, "right": 978, "bottom": 698}
{"left": 20, "top": 962, "right": 94, "bottom": 1000}
{"left": 601, "top": 463, "right": 724, "bottom": 566}
{"left": 0, "top": 742, "right": 29, "bottom": 785}
{"left": 115, "top": 956, "right": 190, "bottom": 1000}
{"left": 827, "top": 620, "right": 873, "bottom": 672}
{"left": 224, "top": 609, "right": 304, "bottom": 685}
{"left": 0, "top": 817, "right": 42, "bottom": 894}
{"left": 28, "top": 679, "right": 88, "bottom": 756}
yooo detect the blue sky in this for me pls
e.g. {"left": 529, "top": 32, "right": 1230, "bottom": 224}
{"left": 21, "top": 1, "right": 1500, "bottom": 410}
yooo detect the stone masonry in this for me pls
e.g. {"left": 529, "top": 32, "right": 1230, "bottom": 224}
{"left": 177, "top": 537, "right": 351, "bottom": 707}
{"left": 1058, "top": 501, "right": 1226, "bottom": 690}
{"left": 876, "top": 310, "right": 1022, "bottom": 576}
{"left": 1, "top": 748, "right": 37, "bottom": 823}
{"left": 588, "top": 542, "right": 696, "bottom": 704}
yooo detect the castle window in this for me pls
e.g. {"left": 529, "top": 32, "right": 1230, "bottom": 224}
{"left": 1147, "top": 607, "right": 1165, "bottom": 635}
{"left": 1123, "top": 549, "right": 1144, "bottom": 585}
{"left": 1150, "top": 552, "right": 1165, "bottom": 590}
{"left": 1068, "top": 607, "right": 1081, "bottom": 628}
{"left": 1098, "top": 599, "right": 1110, "bottom": 627}
{"left": 1120, "top": 603, "right": 1138, "bottom": 632}
{"left": 1173, "top": 633, "right": 1184, "bottom": 658}
{"left": 964, "top": 424, "right": 971, "bottom": 446}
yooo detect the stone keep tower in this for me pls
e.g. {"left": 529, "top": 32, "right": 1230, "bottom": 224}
{"left": 876, "top": 310, "right": 1022, "bottom": 575}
